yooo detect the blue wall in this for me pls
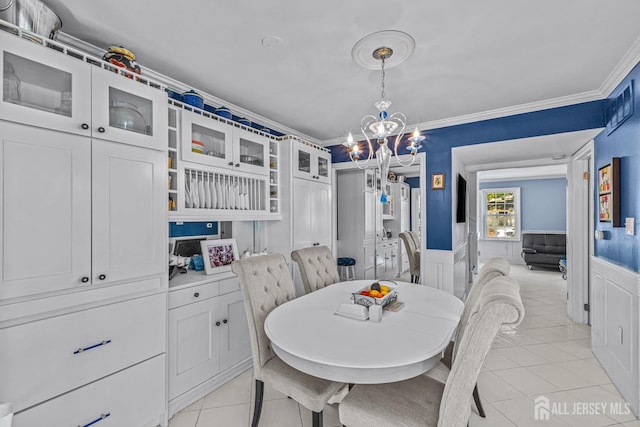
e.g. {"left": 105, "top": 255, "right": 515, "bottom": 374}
{"left": 479, "top": 178, "right": 567, "bottom": 232}
{"left": 593, "top": 63, "right": 640, "bottom": 272}
{"left": 331, "top": 100, "right": 605, "bottom": 250}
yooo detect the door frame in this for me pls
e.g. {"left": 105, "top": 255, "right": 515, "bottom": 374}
{"left": 567, "top": 140, "right": 594, "bottom": 324}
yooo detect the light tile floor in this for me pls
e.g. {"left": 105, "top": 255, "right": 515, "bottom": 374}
{"left": 169, "top": 265, "right": 639, "bottom": 427}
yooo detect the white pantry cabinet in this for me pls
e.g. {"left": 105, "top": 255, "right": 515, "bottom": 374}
{"left": 168, "top": 275, "right": 251, "bottom": 416}
{"left": 0, "top": 30, "right": 167, "bottom": 150}
{"left": 0, "top": 122, "right": 166, "bottom": 300}
{"left": 0, "top": 29, "right": 168, "bottom": 426}
{"left": 292, "top": 178, "right": 332, "bottom": 249}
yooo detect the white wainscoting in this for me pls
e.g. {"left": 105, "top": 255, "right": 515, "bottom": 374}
{"left": 423, "top": 242, "right": 467, "bottom": 299}
{"left": 477, "top": 239, "right": 525, "bottom": 265}
{"left": 591, "top": 257, "right": 640, "bottom": 416}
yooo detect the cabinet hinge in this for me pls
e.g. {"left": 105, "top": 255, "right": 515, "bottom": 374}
{"left": 583, "top": 172, "right": 590, "bottom": 180}
{"left": 584, "top": 303, "right": 590, "bottom": 312}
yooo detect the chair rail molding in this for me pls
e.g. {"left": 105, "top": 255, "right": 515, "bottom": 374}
{"left": 591, "top": 256, "right": 640, "bottom": 416}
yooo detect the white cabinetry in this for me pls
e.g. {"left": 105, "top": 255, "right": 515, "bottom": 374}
{"left": 0, "top": 31, "right": 167, "bottom": 426}
{"left": 293, "top": 139, "right": 331, "bottom": 184}
{"left": 168, "top": 274, "right": 251, "bottom": 416}
{"left": 180, "top": 109, "right": 270, "bottom": 176}
{"left": 385, "top": 182, "right": 411, "bottom": 274}
{"left": 0, "top": 30, "right": 167, "bottom": 150}
{"left": 265, "top": 137, "right": 332, "bottom": 296}
{"left": 337, "top": 169, "right": 388, "bottom": 280}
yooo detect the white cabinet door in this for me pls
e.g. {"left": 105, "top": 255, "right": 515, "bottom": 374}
{"left": 219, "top": 290, "right": 251, "bottom": 371}
{"left": 91, "top": 66, "right": 168, "bottom": 150}
{"left": 168, "top": 296, "right": 220, "bottom": 399}
{"left": 0, "top": 31, "right": 92, "bottom": 137}
{"left": 292, "top": 142, "right": 331, "bottom": 183}
{"left": 293, "top": 179, "right": 331, "bottom": 249}
{"left": 233, "top": 127, "right": 270, "bottom": 176}
{"left": 180, "top": 109, "right": 233, "bottom": 169}
{"left": 0, "top": 122, "right": 91, "bottom": 300}
{"left": 92, "top": 140, "right": 166, "bottom": 284}
{"left": 364, "top": 191, "right": 376, "bottom": 240}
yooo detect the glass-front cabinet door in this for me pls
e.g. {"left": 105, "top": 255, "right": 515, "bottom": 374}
{"left": 0, "top": 31, "right": 91, "bottom": 136}
{"left": 91, "top": 66, "right": 167, "bottom": 150}
{"left": 180, "top": 109, "right": 233, "bottom": 169}
{"left": 233, "top": 127, "right": 269, "bottom": 176}
{"left": 292, "top": 141, "right": 331, "bottom": 183}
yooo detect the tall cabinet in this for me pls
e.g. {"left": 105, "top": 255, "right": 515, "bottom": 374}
{"left": 0, "top": 30, "right": 168, "bottom": 426}
{"left": 265, "top": 137, "right": 332, "bottom": 296}
{"left": 337, "top": 169, "right": 387, "bottom": 280}
{"left": 385, "top": 181, "right": 411, "bottom": 274}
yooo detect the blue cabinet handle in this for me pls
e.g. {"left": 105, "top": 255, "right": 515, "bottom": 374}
{"left": 73, "top": 339, "right": 112, "bottom": 355}
{"left": 79, "top": 412, "right": 111, "bottom": 427}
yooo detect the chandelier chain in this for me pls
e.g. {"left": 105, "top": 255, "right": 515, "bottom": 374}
{"left": 380, "top": 57, "right": 386, "bottom": 100}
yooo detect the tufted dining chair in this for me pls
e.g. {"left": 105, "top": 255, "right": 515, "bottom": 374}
{"left": 399, "top": 231, "right": 421, "bottom": 283}
{"left": 426, "top": 257, "right": 511, "bottom": 418}
{"left": 291, "top": 246, "right": 340, "bottom": 294}
{"left": 339, "top": 275, "right": 524, "bottom": 427}
{"left": 231, "top": 254, "right": 344, "bottom": 427}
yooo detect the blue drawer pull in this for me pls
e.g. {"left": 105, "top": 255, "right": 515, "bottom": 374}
{"left": 79, "top": 412, "right": 110, "bottom": 427}
{"left": 73, "top": 339, "right": 112, "bottom": 355}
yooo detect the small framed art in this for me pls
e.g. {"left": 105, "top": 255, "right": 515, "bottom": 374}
{"left": 200, "top": 238, "right": 239, "bottom": 275}
{"left": 432, "top": 173, "right": 445, "bottom": 190}
{"left": 598, "top": 158, "right": 621, "bottom": 226}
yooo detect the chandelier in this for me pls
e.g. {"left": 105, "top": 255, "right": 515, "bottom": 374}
{"left": 343, "top": 44, "right": 424, "bottom": 203}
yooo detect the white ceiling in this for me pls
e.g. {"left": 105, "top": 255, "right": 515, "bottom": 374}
{"left": 45, "top": 0, "right": 640, "bottom": 145}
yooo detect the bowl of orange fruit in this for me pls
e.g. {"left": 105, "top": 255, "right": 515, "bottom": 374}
{"left": 352, "top": 281, "right": 398, "bottom": 308}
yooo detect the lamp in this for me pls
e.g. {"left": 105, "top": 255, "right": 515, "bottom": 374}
{"left": 343, "top": 44, "right": 424, "bottom": 203}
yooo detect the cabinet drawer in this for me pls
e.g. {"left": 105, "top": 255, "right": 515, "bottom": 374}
{"left": 219, "top": 276, "right": 240, "bottom": 295}
{"left": 169, "top": 281, "right": 219, "bottom": 309}
{"left": 14, "top": 355, "right": 166, "bottom": 427}
{"left": 0, "top": 293, "right": 166, "bottom": 413}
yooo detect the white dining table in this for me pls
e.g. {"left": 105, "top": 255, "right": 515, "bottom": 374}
{"left": 264, "top": 280, "right": 464, "bottom": 384}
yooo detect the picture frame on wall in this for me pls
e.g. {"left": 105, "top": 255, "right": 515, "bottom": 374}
{"left": 432, "top": 173, "right": 445, "bottom": 190}
{"left": 598, "top": 158, "right": 621, "bottom": 226}
{"left": 200, "top": 238, "right": 239, "bottom": 275}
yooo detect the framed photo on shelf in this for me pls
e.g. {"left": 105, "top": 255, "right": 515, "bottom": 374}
{"left": 200, "top": 238, "right": 239, "bottom": 275}
{"left": 597, "top": 158, "right": 621, "bottom": 226}
{"left": 432, "top": 173, "right": 445, "bottom": 190}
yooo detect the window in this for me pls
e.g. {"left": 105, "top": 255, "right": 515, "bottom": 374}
{"left": 481, "top": 188, "right": 520, "bottom": 240}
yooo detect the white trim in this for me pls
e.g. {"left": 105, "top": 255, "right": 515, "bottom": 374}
{"left": 479, "top": 187, "right": 521, "bottom": 240}
{"left": 567, "top": 140, "right": 594, "bottom": 324}
{"left": 599, "top": 34, "right": 640, "bottom": 98}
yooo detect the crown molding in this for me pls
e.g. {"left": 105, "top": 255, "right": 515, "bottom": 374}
{"left": 600, "top": 34, "right": 640, "bottom": 97}
{"left": 56, "top": 32, "right": 322, "bottom": 145}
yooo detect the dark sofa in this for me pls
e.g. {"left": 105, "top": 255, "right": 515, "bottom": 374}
{"left": 521, "top": 233, "right": 566, "bottom": 269}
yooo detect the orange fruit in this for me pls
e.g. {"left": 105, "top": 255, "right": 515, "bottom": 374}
{"left": 369, "top": 290, "right": 380, "bottom": 297}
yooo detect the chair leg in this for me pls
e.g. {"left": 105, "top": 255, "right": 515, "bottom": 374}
{"left": 473, "top": 383, "right": 486, "bottom": 418}
{"left": 252, "top": 379, "right": 264, "bottom": 427}
{"left": 312, "top": 410, "right": 323, "bottom": 427}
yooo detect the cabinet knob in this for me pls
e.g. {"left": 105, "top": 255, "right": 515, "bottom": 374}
{"left": 81, "top": 276, "right": 89, "bottom": 283}
{"left": 228, "top": 162, "right": 234, "bottom": 166}
{"left": 194, "top": 292, "right": 200, "bottom": 298}
{"left": 223, "top": 319, "right": 228, "bottom": 324}
{"left": 81, "top": 123, "right": 89, "bottom": 130}
{"left": 97, "top": 127, "right": 105, "bottom": 133}
{"left": 98, "top": 274, "right": 106, "bottom": 280}
{"left": 216, "top": 321, "right": 221, "bottom": 327}
{"left": 235, "top": 163, "right": 240, "bottom": 167}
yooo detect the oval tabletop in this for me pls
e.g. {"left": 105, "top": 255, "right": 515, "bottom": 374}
{"left": 264, "top": 280, "right": 464, "bottom": 384}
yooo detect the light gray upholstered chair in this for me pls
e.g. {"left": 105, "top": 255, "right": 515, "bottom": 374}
{"left": 339, "top": 276, "right": 524, "bottom": 427}
{"left": 291, "top": 246, "right": 340, "bottom": 294}
{"left": 231, "top": 254, "right": 344, "bottom": 427}
{"left": 429, "top": 257, "right": 511, "bottom": 418}
{"left": 399, "top": 231, "right": 420, "bottom": 283}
